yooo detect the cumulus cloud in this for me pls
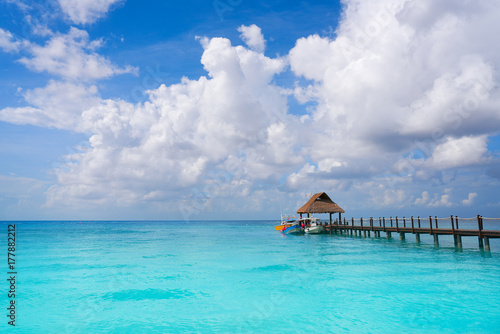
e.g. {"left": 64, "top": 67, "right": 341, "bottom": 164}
{"left": 18, "top": 27, "right": 137, "bottom": 81}
{"left": 46, "top": 35, "right": 296, "bottom": 206}
{"left": 414, "top": 191, "right": 429, "bottom": 205}
{"left": 424, "top": 136, "right": 489, "bottom": 170}
{"left": 58, "top": 0, "right": 124, "bottom": 25}
{"left": 237, "top": 24, "right": 266, "bottom": 53}
{"left": 462, "top": 192, "right": 477, "bottom": 206}
{"left": 429, "top": 189, "right": 453, "bottom": 207}
{"left": 287, "top": 0, "right": 500, "bottom": 201}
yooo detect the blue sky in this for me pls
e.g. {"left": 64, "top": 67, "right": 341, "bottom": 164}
{"left": 1, "top": 0, "right": 500, "bottom": 220}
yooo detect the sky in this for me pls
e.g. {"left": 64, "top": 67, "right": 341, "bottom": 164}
{"left": 0, "top": 0, "right": 499, "bottom": 221}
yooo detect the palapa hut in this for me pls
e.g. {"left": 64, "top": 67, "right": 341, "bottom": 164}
{"left": 296, "top": 192, "right": 345, "bottom": 223}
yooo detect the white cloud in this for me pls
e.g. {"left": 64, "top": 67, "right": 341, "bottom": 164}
{"left": 0, "top": 80, "right": 101, "bottom": 130}
{"left": 4, "top": 0, "right": 32, "bottom": 11}
{"left": 58, "top": 0, "right": 124, "bottom": 25}
{"left": 46, "top": 35, "right": 295, "bottom": 207}
{"left": 237, "top": 24, "right": 266, "bottom": 53}
{"left": 462, "top": 192, "right": 477, "bottom": 206}
{"left": 18, "top": 27, "right": 137, "bottom": 81}
{"left": 288, "top": 0, "right": 500, "bottom": 186}
{"left": 428, "top": 189, "right": 454, "bottom": 207}
{"left": 425, "top": 136, "right": 488, "bottom": 170}
{"left": 414, "top": 191, "right": 429, "bottom": 205}
{"left": 0, "top": 28, "right": 21, "bottom": 52}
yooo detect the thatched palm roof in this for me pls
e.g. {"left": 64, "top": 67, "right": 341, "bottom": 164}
{"left": 296, "top": 192, "right": 345, "bottom": 214}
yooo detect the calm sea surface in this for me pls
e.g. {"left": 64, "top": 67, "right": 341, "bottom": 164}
{"left": 1, "top": 220, "right": 500, "bottom": 333}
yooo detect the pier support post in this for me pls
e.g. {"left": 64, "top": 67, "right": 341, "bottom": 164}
{"left": 400, "top": 232, "right": 405, "bottom": 241}
{"left": 387, "top": 231, "right": 391, "bottom": 239}
{"left": 363, "top": 231, "right": 367, "bottom": 238}
{"left": 434, "top": 234, "right": 439, "bottom": 246}
{"left": 415, "top": 233, "right": 420, "bottom": 244}
{"left": 484, "top": 237, "right": 490, "bottom": 251}
{"left": 368, "top": 231, "right": 371, "bottom": 237}
{"left": 457, "top": 235, "right": 462, "bottom": 248}
{"left": 478, "top": 215, "right": 484, "bottom": 249}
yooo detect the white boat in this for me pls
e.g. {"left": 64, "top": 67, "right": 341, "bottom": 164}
{"left": 301, "top": 217, "right": 324, "bottom": 234}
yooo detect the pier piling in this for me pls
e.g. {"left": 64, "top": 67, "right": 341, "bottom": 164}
{"left": 485, "top": 237, "right": 490, "bottom": 251}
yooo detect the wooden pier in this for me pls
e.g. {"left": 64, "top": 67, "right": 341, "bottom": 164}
{"left": 321, "top": 215, "right": 500, "bottom": 251}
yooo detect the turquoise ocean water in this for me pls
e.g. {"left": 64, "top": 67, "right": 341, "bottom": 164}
{"left": 2, "top": 220, "right": 500, "bottom": 333}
